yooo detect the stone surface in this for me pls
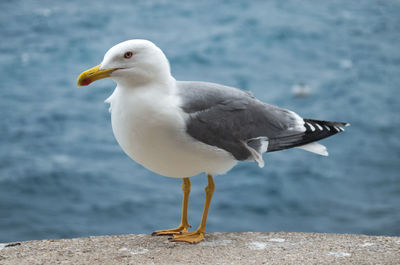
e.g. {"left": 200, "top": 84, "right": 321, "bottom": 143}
{"left": 0, "top": 232, "right": 399, "bottom": 264}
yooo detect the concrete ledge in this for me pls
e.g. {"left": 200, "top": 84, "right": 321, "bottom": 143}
{"left": 0, "top": 232, "right": 399, "bottom": 264}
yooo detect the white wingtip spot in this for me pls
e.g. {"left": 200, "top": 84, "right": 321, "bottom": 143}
{"left": 315, "top": 123, "right": 323, "bottom": 130}
{"left": 306, "top": 122, "right": 315, "bottom": 131}
{"left": 324, "top": 125, "right": 331, "bottom": 131}
{"left": 334, "top": 126, "right": 341, "bottom": 132}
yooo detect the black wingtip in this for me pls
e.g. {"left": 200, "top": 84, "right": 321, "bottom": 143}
{"left": 267, "top": 118, "right": 348, "bottom": 153}
{"left": 302, "top": 118, "right": 348, "bottom": 140}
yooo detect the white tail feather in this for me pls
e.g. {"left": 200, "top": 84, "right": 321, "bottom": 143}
{"left": 297, "top": 142, "right": 328, "bottom": 156}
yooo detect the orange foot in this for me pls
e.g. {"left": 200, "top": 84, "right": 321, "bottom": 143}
{"left": 152, "top": 224, "right": 190, "bottom": 236}
{"left": 169, "top": 230, "right": 205, "bottom": 244}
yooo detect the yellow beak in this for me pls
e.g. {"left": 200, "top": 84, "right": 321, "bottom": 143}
{"left": 77, "top": 64, "right": 118, "bottom": 87}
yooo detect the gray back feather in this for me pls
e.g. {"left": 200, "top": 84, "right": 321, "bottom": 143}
{"left": 177, "top": 81, "right": 304, "bottom": 160}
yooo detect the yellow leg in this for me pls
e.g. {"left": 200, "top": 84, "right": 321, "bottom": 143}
{"left": 152, "top": 178, "right": 191, "bottom": 236}
{"left": 170, "top": 174, "right": 215, "bottom": 244}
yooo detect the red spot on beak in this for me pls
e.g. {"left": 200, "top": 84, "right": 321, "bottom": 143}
{"left": 80, "top": 78, "right": 92, "bottom": 86}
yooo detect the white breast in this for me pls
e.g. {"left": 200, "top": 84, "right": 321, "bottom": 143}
{"left": 106, "top": 85, "right": 236, "bottom": 178}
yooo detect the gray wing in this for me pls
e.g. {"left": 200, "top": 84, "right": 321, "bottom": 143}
{"left": 177, "top": 81, "right": 309, "bottom": 161}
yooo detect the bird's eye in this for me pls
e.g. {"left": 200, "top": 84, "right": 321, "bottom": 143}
{"left": 124, "top": 51, "right": 133, "bottom": 59}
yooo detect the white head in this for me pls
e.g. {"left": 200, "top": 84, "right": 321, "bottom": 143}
{"left": 77, "top": 39, "right": 171, "bottom": 87}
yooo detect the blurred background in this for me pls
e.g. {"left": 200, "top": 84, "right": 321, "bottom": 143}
{"left": 0, "top": 0, "right": 399, "bottom": 243}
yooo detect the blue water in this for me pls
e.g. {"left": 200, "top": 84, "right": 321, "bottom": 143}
{"left": 1, "top": 0, "right": 399, "bottom": 243}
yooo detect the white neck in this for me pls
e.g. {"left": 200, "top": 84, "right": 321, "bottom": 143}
{"left": 115, "top": 74, "right": 176, "bottom": 97}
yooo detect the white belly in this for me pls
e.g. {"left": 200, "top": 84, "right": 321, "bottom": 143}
{"left": 107, "top": 88, "right": 236, "bottom": 178}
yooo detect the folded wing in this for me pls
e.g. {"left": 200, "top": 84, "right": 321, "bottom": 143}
{"left": 178, "top": 81, "right": 348, "bottom": 165}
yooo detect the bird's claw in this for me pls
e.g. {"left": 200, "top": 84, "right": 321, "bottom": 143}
{"left": 168, "top": 230, "right": 205, "bottom": 244}
{"left": 152, "top": 225, "right": 190, "bottom": 236}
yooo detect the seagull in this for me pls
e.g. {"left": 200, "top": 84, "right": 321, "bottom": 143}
{"left": 77, "top": 39, "right": 349, "bottom": 244}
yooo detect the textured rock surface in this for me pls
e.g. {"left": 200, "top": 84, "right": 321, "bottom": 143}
{"left": 0, "top": 232, "right": 399, "bottom": 264}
